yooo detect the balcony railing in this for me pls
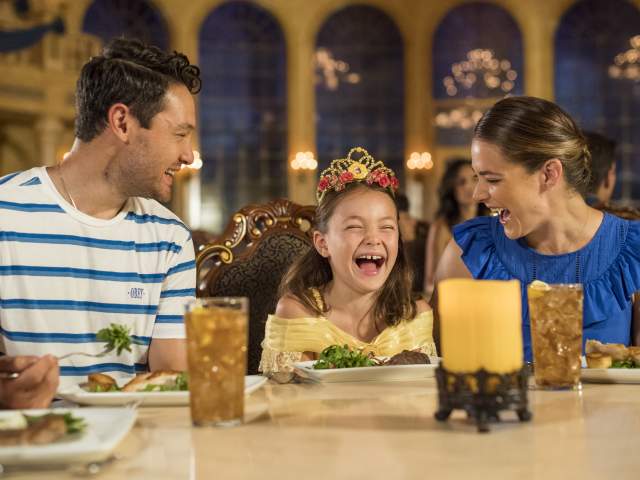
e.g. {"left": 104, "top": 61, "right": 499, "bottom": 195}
{"left": 0, "top": 32, "right": 102, "bottom": 72}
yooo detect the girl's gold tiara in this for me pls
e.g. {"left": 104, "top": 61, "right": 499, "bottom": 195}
{"left": 316, "top": 147, "right": 399, "bottom": 202}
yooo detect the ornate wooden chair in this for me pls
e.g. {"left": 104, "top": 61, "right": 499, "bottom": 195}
{"left": 196, "top": 199, "right": 316, "bottom": 374}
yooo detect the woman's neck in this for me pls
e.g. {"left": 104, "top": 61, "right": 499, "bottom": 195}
{"left": 525, "top": 195, "right": 603, "bottom": 255}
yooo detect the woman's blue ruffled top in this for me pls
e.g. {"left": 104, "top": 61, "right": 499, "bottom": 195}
{"left": 453, "top": 213, "right": 640, "bottom": 361}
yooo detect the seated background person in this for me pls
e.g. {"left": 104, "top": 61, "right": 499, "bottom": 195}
{"left": 585, "top": 130, "right": 640, "bottom": 220}
{"left": 584, "top": 131, "right": 617, "bottom": 206}
{"left": 396, "top": 193, "right": 429, "bottom": 294}
{"left": 424, "top": 158, "right": 488, "bottom": 299}
{"left": 0, "top": 38, "right": 201, "bottom": 388}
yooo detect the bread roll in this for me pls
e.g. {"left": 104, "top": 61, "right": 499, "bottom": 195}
{"left": 586, "top": 353, "right": 613, "bottom": 369}
{"left": 86, "top": 373, "right": 117, "bottom": 391}
{"left": 584, "top": 339, "right": 628, "bottom": 361}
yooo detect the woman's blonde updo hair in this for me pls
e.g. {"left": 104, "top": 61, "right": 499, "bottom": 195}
{"left": 474, "top": 96, "right": 592, "bottom": 197}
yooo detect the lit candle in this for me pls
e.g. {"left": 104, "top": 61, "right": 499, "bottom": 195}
{"left": 438, "top": 279, "right": 523, "bottom": 373}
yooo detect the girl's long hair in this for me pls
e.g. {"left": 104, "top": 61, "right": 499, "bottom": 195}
{"left": 279, "top": 183, "right": 417, "bottom": 328}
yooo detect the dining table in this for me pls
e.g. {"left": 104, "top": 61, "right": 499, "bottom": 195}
{"left": 7, "top": 377, "right": 640, "bottom": 479}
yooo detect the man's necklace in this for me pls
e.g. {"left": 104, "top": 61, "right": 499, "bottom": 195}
{"left": 57, "top": 165, "right": 77, "bottom": 209}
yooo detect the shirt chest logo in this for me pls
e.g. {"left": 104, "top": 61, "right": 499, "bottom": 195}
{"left": 128, "top": 287, "right": 145, "bottom": 300}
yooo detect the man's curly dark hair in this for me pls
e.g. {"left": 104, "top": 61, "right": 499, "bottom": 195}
{"left": 75, "top": 37, "right": 201, "bottom": 142}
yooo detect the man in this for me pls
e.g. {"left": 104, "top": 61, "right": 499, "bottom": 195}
{"left": 585, "top": 131, "right": 617, "bottom": 205}
{"left": 0, "top": 37, "right": 201, "bottom": 396}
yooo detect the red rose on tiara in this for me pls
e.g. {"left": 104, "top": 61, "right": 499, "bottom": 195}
{"left": 318, "top": 176, "right": 331, "bottom": 191}
{"left": 378, "top": 174, "right": 391, "bottom": 188}
{"left": 390, "top": 176, "right": 399, "bottom": 189}
{"left": 339, "top": 171, "right": 354, "bottom": 183}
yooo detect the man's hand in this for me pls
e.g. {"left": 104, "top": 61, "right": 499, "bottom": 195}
{"left": 0, "top": 355, "right": 59, "bottom": 409}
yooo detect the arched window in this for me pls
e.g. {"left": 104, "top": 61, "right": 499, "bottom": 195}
{"left": 315, "top": 5, "right": 404, "bottom": 180}
{"left": 82, "top": 0, "right": 168, "bottom": 49}
{"left": 198, "top": 1, "right": 287, "bottom": 232}
{"left": 555, "top": 0, "right": 640, "bottom": 204}
{"left": 433, "top": 2, "right": 523, "bottom": 146}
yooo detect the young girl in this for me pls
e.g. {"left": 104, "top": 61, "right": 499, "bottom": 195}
{"left": 259, "top": 148, "right": 436, "bottom": 380}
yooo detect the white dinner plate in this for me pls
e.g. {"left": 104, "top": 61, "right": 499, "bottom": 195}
{"left": 293, "top": 359, "right": 439, "bottom": 383}
{"left": 0, "top": 407, "right": 136, "bottom": 466}
{"left": 581, "top": 368, "right": 640, "bottom": 384}
{"left": 58, "top": 375, "right": 268, "bottom": 406}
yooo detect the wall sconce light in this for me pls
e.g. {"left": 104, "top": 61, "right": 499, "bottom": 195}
{"left": 187, "top": 150, "right": 203, "bottom": 170}
{"left": 407, "top": 151, "right": 433, "bottom": 171}
{"left": 291, "top": 151, "right": 318, "bottom": 171}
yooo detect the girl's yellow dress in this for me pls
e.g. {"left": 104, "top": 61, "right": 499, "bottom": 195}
{"left": 259, "top": 288, "right": 437, "bottom": 378}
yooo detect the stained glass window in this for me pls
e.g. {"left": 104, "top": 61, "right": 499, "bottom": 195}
{"left": 433, "top": 2, "right": 523, "bottom": 146}
{"left": 315, "top": 5, "right": 404, "bottom": 181}
{"left": 198, "top": 1, "right": 287, "bottom": 232}
{"left": 555, "top": 0, "right": 640, "bottom": 205}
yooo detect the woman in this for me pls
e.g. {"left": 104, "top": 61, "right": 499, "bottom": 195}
{"left": 434, "top": 96, "right": 640, "bottom": 361}
{"left": 424, "top": 159, "right": 486, "bottom": 298}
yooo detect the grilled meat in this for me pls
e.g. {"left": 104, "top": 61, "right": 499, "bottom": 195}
{"left": 383, "top": 350, "right": 431, "bottom": 366}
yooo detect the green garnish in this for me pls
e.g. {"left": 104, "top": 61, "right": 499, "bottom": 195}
{"left": 96, "top": 323, "right": 133, "bottom": 355}
{"left": 91, "top": 384, "right": 120, "bottom": 393}
{"left": 25, "top": 412, "right": 87, "bottom": 435}
{"left": 141, "top": 372, "right": 189, "bottom": 392}
{"left": 611, "top": 359, "right": 637, "bottom": 369}
{"left": 175, "top": 371, "right": 189, "bottom": 390}
{"left": 313, "top": 345, "right": 376, "bottom": 369}
{"left": 62, "top": 412, "right": 87, "bottom": 434}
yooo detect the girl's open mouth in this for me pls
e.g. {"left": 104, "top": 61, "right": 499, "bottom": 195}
{"left": 354, "top": 255, "right": 385, "bottom": 276}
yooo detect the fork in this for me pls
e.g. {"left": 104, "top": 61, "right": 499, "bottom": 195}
{"left": 0, "top": 351, "right": 111, "bottom": 381}
{"left": 57, "top": 350, "right": 110, "bottom": 361}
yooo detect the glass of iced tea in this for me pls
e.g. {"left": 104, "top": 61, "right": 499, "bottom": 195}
{"left": 185, "top": 297, "right": 248, "bottom": 427}
{"left": 528, "top": 282, "right": 583, "bottom": 390}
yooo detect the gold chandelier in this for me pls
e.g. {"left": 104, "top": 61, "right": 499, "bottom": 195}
{"left": 608, "top": 35, "right": 640, "bottom": 82}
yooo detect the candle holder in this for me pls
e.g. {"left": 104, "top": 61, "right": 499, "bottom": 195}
{"left": 434, "top": 365, "right": 532, "bottom": 433}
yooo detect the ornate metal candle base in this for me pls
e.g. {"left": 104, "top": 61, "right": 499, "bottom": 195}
{"left": 434, "top": 365, "right": 532, "bottom": 433}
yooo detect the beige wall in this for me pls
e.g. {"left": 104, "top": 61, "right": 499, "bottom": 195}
{"left": 1, "top": 0, "right": 636, "bottom": 223}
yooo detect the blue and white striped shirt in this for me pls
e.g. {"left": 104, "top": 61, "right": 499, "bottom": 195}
{"left": 0, "top": 168, "right": 196, "bottom": 388}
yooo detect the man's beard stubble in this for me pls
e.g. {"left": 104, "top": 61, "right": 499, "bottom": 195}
{"left": 110, "top": 139, "right": 169, "bottom": 203}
